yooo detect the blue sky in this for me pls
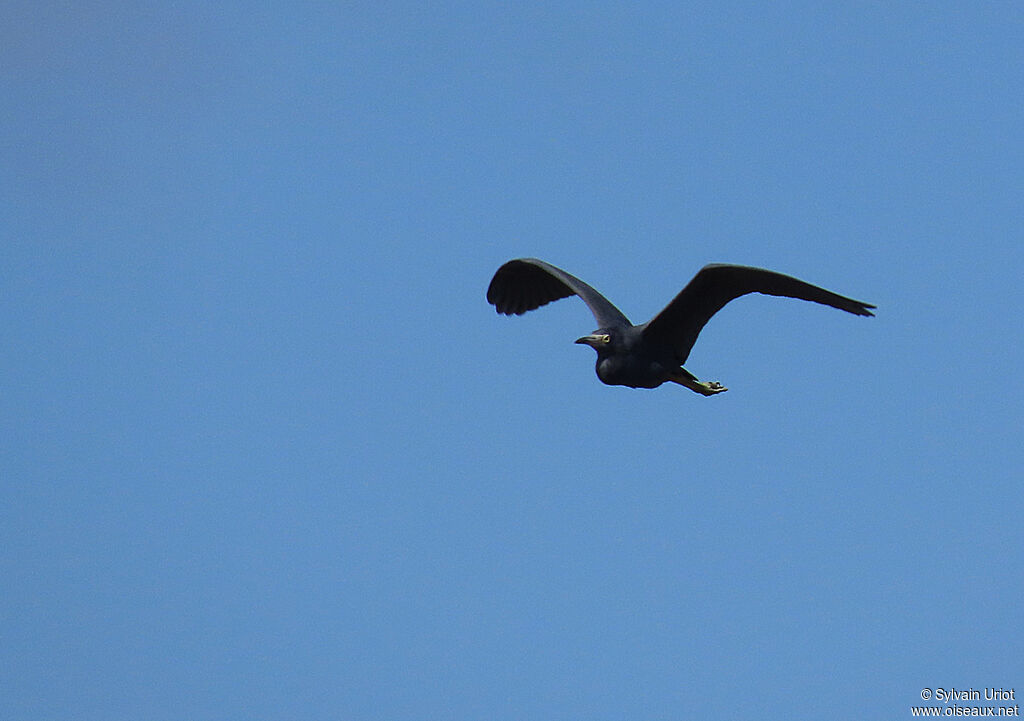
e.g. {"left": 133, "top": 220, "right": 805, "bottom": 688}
{"left": 3, "top": 2, "right": 1022, "bottom": 719}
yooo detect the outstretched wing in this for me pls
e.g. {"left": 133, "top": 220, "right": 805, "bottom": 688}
{"left": 486, "top": 258, "right": 632, "bottom": 328}
{"left": 642, "top": 264, "right": 875, "bottom": 363}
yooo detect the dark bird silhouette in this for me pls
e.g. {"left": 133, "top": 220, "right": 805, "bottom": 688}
{"left": 486, "top": 258, "right": 874, "bottom": 395}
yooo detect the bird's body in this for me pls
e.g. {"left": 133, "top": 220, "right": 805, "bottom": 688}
{"left": 583, "top": 329, "right": 670, "bottom": 389}
{"left": 486, "top": 258, "right": 874, "bottom": 395}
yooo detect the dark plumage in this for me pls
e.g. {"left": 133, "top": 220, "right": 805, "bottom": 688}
{"left": 486, "top": 258, "right": 874, "bottom": 395}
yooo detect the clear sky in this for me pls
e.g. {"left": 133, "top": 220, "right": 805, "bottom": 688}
{"left": 3, "top": 3, "right": 1023, "bottom": 720}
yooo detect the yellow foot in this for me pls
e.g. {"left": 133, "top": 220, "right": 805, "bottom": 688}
{"left": 696, "top": 381, "right": 728, "bottom": 396}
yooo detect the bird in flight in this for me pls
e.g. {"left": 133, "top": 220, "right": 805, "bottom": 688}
{"left": 486, "top": 258, "right": 874, "bottom": 395}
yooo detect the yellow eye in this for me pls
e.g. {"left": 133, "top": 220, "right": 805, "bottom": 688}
{"left": 601, "top": 334, "right": 611, "bottom": 343}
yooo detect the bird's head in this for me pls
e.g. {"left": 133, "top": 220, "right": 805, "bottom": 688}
{"left": 574, "top": 330, "right": 615, "bottom": 353}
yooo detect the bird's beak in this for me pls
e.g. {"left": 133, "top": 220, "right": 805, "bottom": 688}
{"left": 575, "top": 334, "right": 603, "bottom": 347}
